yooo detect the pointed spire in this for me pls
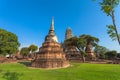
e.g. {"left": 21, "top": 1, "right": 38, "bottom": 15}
{"left": 50, "top": 16, "right": 54, "bottom": 30}
{"left": 45, "top": 17, "right": 58, "bottom": 42}
{"left": 48, "top": 17, "right": 55, "bottom": 35}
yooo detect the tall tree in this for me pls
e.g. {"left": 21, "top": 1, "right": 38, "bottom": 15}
{"left": 0, "top": 29, "right": 20, "bottom": 56}
{"left": 80, "top": 34, "right": 99, "bottom": 54}
{"left": 65, "top": 36, "right": 87, "bottom": 62}
{"left": 65, "top": 35, "right": 99, "bottom": 62}
{"left": 94, "top": 0, "right": 120, "bottom": 45}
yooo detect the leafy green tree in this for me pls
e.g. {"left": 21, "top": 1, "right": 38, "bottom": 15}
{"left": 28, "top": 44, "right": 38, "bottom": 53}
{"left": 28, "top": 44, "right": 38, "bottom": 58}
{"left": 94, "top": 0, "right": 120, "bottom": 45}
{"left": 65, "top": 36, "right": 87, "bottom": 62}
{"left": 20, "top": 47, "right": 29, "bottom": 58}
{"left": 0, "top": 29, "right": 20, "bottom": 56}
{"left": 65, "top": 34, "right": 99, "bottom": 62}
{"left": 94, "top": 46, "right": 109, "bottom": 59}
{"left": 117, "top": 53, "right": 120, "bottom": 58}
{"left": 105, "top": 50, "right": 117, "bottom": 60}
{"left": 80, "top": 34, "right": 99, "bottom": 52}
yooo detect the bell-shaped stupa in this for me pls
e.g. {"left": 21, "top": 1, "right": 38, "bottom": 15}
{"left": 31, "top": 17, "right": 69, "bottom": 68}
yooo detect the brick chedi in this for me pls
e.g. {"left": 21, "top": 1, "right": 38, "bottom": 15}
{"left": 31, "top": 17, "right": 69, "bottom": 68}
{"left": 85, "top": 44, "right": 96, "bottom": 60}
{"left": 65, "top": 27, "right": 73, "bottom": 40}
{"left": 64, "top": 27, "right": 81, "bottom": 61}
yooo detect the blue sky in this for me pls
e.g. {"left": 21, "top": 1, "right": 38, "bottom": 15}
{"left": 0, "top": 0, "right": 120, "bottom": 52}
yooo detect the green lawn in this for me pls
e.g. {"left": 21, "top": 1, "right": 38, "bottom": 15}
{"left": 0, "top": 63, "right": 120, "bottom": 80}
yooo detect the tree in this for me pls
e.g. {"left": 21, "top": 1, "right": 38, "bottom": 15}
{"left": 20, "top": 47, "right": 29, "bottom": 58}
{"left": 105, "top": 50, "right": 117, "bottom": 60}
{"left": 28, "top": 44, "right": 38, "bottom": 58}
{"left": 28, "top": 44, "right": 38, "bottom": 53}
{"left": 80, "top": 34, "right": 99, "bottom": 60}
{"left": 94, "top": 46, "right": 109, "bottom": 59}
{"left": 117, "top": 53, "right": 120, "bottom": 58}
{"left": 0, "top": 29, "right": 20, "bottom": 56}
{"left": 80, "top": 34, "right": 99, "bottom": 51}
{"left": 64, "top": 36, "right": 87, "bottom": 62}
{"left": 65, "top": 34, "right": 99, "bottom": 62}
{"left": 94, "top": 0, "right": 120, "bottom": 45}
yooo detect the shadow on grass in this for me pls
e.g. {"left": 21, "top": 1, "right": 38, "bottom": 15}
{"left": 2, "top": 71, "right": 23, "bottom": 80}
{"left": 18, "top": 61, "right": 31, "bottom": 67}
{"left": 0, "top": 69, "right": 3, "bottom": 73}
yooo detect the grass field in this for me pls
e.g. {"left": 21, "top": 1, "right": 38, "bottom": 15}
{"left": 0, "top": 63, "right": 120, "bottom": 80}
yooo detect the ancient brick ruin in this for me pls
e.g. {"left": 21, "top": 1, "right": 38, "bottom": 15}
{"left": 85, "top": 44, "right": 96, "bottom": 60}
{"left": 31, "top": 17, "right": 69, "bottom": 68}
{"left": 64, "top": 28, "right": 81, "bottom": 61}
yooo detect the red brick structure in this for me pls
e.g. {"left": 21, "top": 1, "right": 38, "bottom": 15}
{"left": 65, "top": 46, "right": 81, "bottom": 61}
{"left": 31, "top": 17, "right": 69, "bottom": 68}
{"left": 64, "top": 28, "right": 81, "bottom": 61}
{"left": 85, "top": 44, "right": 96, "bottom": 60}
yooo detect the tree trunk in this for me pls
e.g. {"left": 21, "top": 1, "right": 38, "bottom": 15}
{"left": 34, "top": 52, "right": 37, "bottom": 59}
{"left": 111, "top": 11, "right": 120, "bottom": 45}
{"left": 77, "top": 47, "right": 86, "bottom": 63}
{"left": 80, "top": 50, "right": 86, "bottom": 63}
{"left": 82, "top": 55, "right": 85, "bottom": 63}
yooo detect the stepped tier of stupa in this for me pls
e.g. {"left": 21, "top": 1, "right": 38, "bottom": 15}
{"left": 65, "top": 46, "right": 81, "bottom": 60}
{"left": 85, "top": 44, "right": 96, "bottom": 60}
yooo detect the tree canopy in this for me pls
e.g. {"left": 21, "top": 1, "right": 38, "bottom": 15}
{"left": 80, "top": 34, "right": 99, "bottom": 47}
{"left": 0, "top": 28, "right": 20, "bottom": 55}
{"left": 64, "top": 36, "right": 86, "bottom": 62}
{"left": 94, "top": 46, "right": 109, "bottom": 59}
{"left": 100, "top": 0, "right": 119, "bottom": 16}
{"left": 94, "top": 0, "right": 120, "bottom": 45}
{"left": 64, "top": 34, "right": 99, "bottom": 62}
{"left": 105, "top": 50, "right": 117, "bottom": 59}
{"left": 20, "top": 47, "right": 29, "bottom": 57}
{"left": 28, "top": 44, "right": 38, "bottom": 53}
